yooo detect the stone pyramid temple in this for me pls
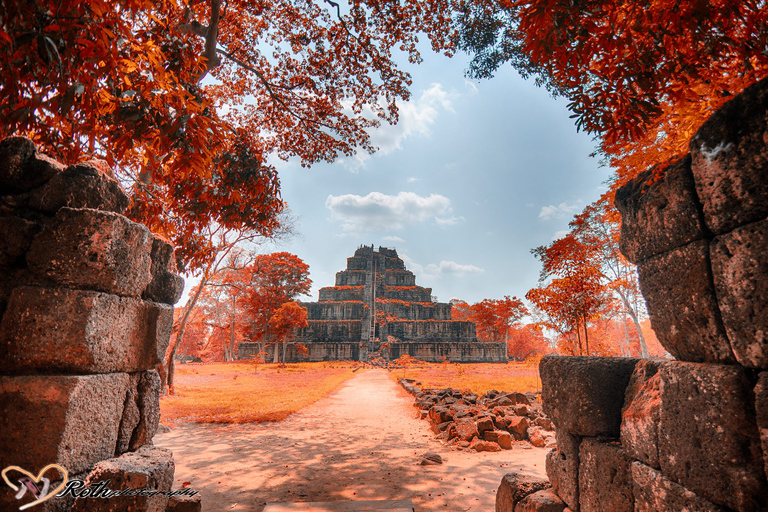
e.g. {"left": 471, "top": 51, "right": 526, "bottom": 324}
{"left": 240, "top": 245, "right": 506, "bottom": 362}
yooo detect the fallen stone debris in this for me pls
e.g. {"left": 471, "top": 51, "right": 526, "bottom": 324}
{"left": 399, "top": 378, "right": 556, "bottom": 451}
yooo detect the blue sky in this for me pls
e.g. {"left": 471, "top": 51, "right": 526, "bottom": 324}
{"left": 189, "top": 46, "right": 613, "bottom": 308}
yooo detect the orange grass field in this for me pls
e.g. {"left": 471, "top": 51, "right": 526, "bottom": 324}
{"left": 392, "top": 362, "right": 541, "bottom": 395}
{"left": 159, "top": 361, "right": 361, "bottom": 424}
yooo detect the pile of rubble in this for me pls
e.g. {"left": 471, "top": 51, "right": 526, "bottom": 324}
{"left": 399, "top": 379, "right": 555, "bottom": 452}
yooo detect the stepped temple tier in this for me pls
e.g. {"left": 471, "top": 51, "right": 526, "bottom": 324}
{"left": 241, "top": 246, "right": 507, "bottom": 362}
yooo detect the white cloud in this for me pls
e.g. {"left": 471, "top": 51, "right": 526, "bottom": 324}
{"left": 538, "top": 201, "right": 583, "bottom": 220}
{"left": 325, "top": 191, "right": 451, "bottom": 232}
{"left": 383, "top": 235, "right": 405, "bottom": 243}
{"left": 401, "top": 254, "right": 485, "bottom": 279}
{"left": 407, "top": 177, "right": 419, "bottom": 183}
{"left": 435, "top": 215, "right": 465, "bottom": 227}
{"left": 344, "top": 83, "right": 456, "bottom": 168}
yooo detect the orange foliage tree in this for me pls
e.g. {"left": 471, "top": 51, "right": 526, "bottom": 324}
{"left": 450, "top": 296, "right": 529, "bottom": 347}
{"left": 1, "top": 0, "right": 455, "bottom": 268}
{"left": 268, "top": 301, "right": 310, "bottom": 363}
{"left": 506, "top": 323, "right": 550, "bottom": 361}
{"left": 526, "top": 192, "right": 660, "bottom": 357}
{"left": 526, "top": 232, "right": 612, "bottom": 356}
{"left": 243, "top": 252, "right": 312, "bottom": 363}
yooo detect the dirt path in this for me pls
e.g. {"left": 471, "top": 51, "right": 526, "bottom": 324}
{"left": 154, "top": 369, "right": 548, "bottom": 512}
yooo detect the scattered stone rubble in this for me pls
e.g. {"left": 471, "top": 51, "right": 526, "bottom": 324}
{"left": 0, "top": 137, "right": 192, "bottom": 511}
{"left": 399, "top": 379, "right": 555, "bottom": 451}
{"left": 494, "top": 77, "right": 768, "bottom": 511}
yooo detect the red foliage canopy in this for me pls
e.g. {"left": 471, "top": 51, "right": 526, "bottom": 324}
{"left": 1, "top": 0, "right": 453, "bottom": 268}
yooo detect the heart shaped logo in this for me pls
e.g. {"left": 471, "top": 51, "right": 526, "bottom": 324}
{"left": 2, "top": 465, "right": 68, "bottom": 511}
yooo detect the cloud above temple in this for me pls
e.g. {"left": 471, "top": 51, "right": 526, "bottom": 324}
{"left": 325, "top": 191, "right": 452, "bottom": 232}
{"left": 401, "top": 254, "right": 485, "bottom": 279}
{"left": 343, "top": 83, "right": 456, "bottom": 168}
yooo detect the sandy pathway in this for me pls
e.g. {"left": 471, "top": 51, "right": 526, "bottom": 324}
{"left": 154, "top": 369, "right": 548, "bottom": 511}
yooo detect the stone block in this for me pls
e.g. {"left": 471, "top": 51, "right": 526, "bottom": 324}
{"left": 658, "top": 361, "right": 767, "bottom": 511}
{"left": 0, "top": 374, "right": 129, "bottom": 474}
{"left": 429, "top": 405, "right": 452, "bottom": 424}
{"left": 496, "top": 472, "right": 550, "bottom": 512}
{"left": 514, "top": 489, "right": 566, "bottom": 512}
{"left": 0, "top": 286, "right": 173, "bottom": 374}
{"left": 620, "top": 359, "right": 661, "bottom": 468}
{"left": 29, "top": 160, "right": 130, "bottom": 214}
{"left": 528, "top": 427, "right": 550, "bottom": 447}
{"left": 637, "top": 239, "right": 735, "bottom": 363}
{"left": 690, "top": 76, "right": 768, "bottom": 235}
{"left": 143, "top": 236, "right": 184, "bottom": 305}
{"left": 0, "top": 136, "right": 64, "bottom": 192}
{"left": 507, "top": 416, "right": 529, "bottom": 440}
{"left": 167, "top": 493, "right": 202, "bottom": 512}
{"left": 27, "top": 207, "right": 153, "bottom": 297}
{"left": 484, "top": 430, "right": 512, "bottom": 449}
{"left": 753, "top": 372, "right": 768, "bottom": 482}
{"left": 115, "top": 371, "right": 162, "bottom": 455}
{"left": 631, "top": 461, "right": 727, "bottom": 512}
{"left": 72, "top": 445, "right": 174, "bottom": 512}
{"left": 455, "top": 418, "right": 479, "bottom": 442}
{"left": 471, "top": 438, "right": 501, "bottom": 452}
{"left": 116, "top": 374, "right": 141, "bottom": 456}
{"left": 0, "top": 215, "right": 39, "bottom": 266}
{"left": 578, "top": 438, "right": 632, "bottom": 512}
{"left": 711, "top": 218, "right": 768, "bottom": 368}
{"left": 615, "top": 154, "right": 706, "bottom": 263}
{"left": 546, "top": 430, "right": 579, "bottom": 511}
{"left": 0, "top": 267, "right": 28, "bottom": 319}
{"left": 540, "top": 355, "right": 638, "bottom": 437}
{"left": 476, "top": 416, "right": 495, "bottom": 433}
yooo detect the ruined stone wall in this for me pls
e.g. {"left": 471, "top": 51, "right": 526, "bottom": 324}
{"left": 388, "top": 342, "right": 507, "bottom": 363}
{"left": 299, "top": 319, "right": 363, "bottom": 342}
{"left": 494, "top": 77, "right": 768, "bottom": 512}
{"left": 382, "top": 320, "right": 477, "bottom": 342}
{"left": 318, "top": 286, "right": 364, "bottom": 301}
{"left": 378, "top": 301, "right": 451, "bottom": 320}
{"left": 302, "top": 301, "right": 366, "bottom": 320}
{"left": 284, "top": 342, "right": 360, "bottom": 362}
{"left": 0, "top": 138, "right": 195, "bottom": 511}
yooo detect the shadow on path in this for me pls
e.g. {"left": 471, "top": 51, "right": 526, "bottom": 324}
{"left": 155, "top": 369, "right": 548, "bottom": 512}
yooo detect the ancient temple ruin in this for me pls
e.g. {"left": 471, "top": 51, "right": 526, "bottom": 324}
{"left": 240, "top": 245, "right": 506, "bottom": 363}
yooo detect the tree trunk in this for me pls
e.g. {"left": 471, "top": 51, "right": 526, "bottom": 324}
{"left": 165, "top": 276, "right": 207, "bottom": 394}
{"left": 229, "top": 296, "right": 237, "bottom": 361}
{"left": 618, "top": 291, "right": 649, "bottom": 358}
{"left": 575, "top": 328, "right": 583, "bottom": 356}
{"left": 273, "top": 341, "right": 279, "bottom": 363}
{"left": 621, "top": 312, "right": 631, "bottom": 357}
{"left": 583, "top": 314, "right": 590, "bottom": 356}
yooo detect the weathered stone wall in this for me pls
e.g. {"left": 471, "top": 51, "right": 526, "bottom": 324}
{"left": 0, "top": 138, "right": 191, "bottom": 511}
{"left": 381, "top": 286, "right": 433, "bottom": 302}
{"left": 378, "top": 301, "right": 452, "bottom": 320}
{"left": 318, "top": 286, "right": 364, "bottom": 301}
{"left": 382, "top": 320, "right": 477, "bottom": 343}
{"left": 283, "top": 342, "right": 360, "bottom": 362}
{"left": 494, "top": 77, "right": 768, "bottom": 511}
{"left": 302, "top": 301, "right": 367, "bottom": 320}
{"left": 388, "top": 342, "right": 507, "bottom": 363}
{"left": 300, "top": 319, "right": 363, "bottom": 342}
